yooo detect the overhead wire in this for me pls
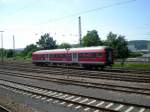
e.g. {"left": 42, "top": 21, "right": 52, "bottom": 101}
{"left": 37, "top": 0, "right": 136, "bottom": 25}
{"left": 1, "top": 0, "right": 42, "bottom": 17}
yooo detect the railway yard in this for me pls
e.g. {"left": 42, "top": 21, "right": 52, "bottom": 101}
{"left": 0, "top": 61, "right": 150, "bottom": 112}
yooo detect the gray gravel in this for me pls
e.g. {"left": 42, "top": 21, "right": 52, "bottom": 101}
{"left": 0, "top": 87, "right": 81, "bottom": 112}
{"left": 0, "top": 72, "right": 149, "bottom": 106}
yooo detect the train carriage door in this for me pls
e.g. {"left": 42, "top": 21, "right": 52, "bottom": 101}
{"left": 45, "top": 54, "right": 49, "bottom": 62}
{"left": 72, "top": 53, "right": 78, "bottom": 63}
{"left": 106, "top": 48, "right": 113, "bottom": 65}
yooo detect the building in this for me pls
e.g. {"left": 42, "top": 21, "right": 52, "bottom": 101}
{"left": 147, "top": 43, "right": 150, "bottom": 52}
{"left": 141, "top": 53, "right": 150, "bottom": 62}
{"left": 128, "top": 44, "right": 137, "bottom": 52}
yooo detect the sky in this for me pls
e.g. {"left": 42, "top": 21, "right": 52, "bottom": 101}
{"left": 0, "top": 0, "right": 150, "bottom": 49}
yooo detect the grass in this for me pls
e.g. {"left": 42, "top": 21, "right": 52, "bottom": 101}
{"left": 5, "top": 57, "right": 32, "bottom": 61}
{"left": 113, "top": 62, "right": 150, "bottom": 70}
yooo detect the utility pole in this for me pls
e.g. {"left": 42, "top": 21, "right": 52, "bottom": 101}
{"left": 78, "top": 16, "right": 82, "bottom": 46}
{"left": 0, "top": 31, "right": 4, "bottom": 64}
{"left": 13, "top": 35, "right": 15, "bottom": 58}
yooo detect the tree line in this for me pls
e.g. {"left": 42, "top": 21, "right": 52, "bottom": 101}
{"left": 0, "top": 30, "right": 129, "bottom": 65}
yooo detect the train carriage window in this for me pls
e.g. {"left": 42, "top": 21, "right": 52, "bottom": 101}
{"left": 44, "top": 54, "right": 48, "bottom": 58}
{"left": 38, "top": 55, "right": 40, "bottom": 58}
{"left": 55, "top": 54, "right": 57, "bottom": 58}
{"left": 79, "top": 52, "right": 96, "bottom": 58}
{"left": 57, "top": 54, "right": 63, "bottom": 58}
{"left": 84, "top": 53, "right": 89, "bottom": 57}
{"left": 49, "top": 54, "right": 52, "bottom": 58}
{"left": 52, "top": 54, "right": 55, "bottom": 58}
{"left": 61, "top": 54, "right": 65, "bottom": 58}
{"left": 42, "top": 54, "right": 45, "bottom": 58}
{"left": 96, "top": 53, "right": 103, "bottom": 58}
{"left": 56, "top": 54, "right": 59, "bottom": 58}
{"left": 58, "top": 54, "right": 63, "bottom": 58}
{"left": 73, "top": 53, "right": 77, "bottom": 58}
{"left": 59, "top": 54, "right": 61, "bottom": 58}
{"left": 49, "top": 54, "right": 51, "bottom": 58}
{"left": 63, "top": 54, "right": 67, "bottom": 58}
{"left": 62, "top": 54, "right": 64, "bottom": 58}
{"left": 78, "top": 53, "right": 82, "bottom": 58}
{"left": 79, "top": 53, "right": 85, "bottom": 58}
{"left": 90, "top": 53, "right": 96, "bottom": 58}
{"left": 48, "top": 53, "right": 71, "bottom": 58}
{"left": 49, "top": 54, "right": 55, "bottom": 58}
{"left": 67, "top": 53, "right": 71, "bottom": 58}
{"left": 58, "top": 54, "right": 61, "bottom": 58}
{"left": 39, "top": 55, "right": 41, "bottom": 58}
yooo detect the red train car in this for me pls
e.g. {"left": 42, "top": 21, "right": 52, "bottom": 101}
{"left": 32, "top": 46, "right": 113, "bottom": 69}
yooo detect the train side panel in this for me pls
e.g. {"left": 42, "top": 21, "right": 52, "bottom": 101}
{"left": 32, "top": 46, "right": 114, "bottom": 68}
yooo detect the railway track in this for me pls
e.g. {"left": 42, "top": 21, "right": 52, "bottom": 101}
{"left": 0, "top": 105, "right": 11, "bottom": 112}
{"left": 2, "top": 61, "right": 150, "bottom": 75}
{"left": 0, "top": 64, "right": 150, "bottom": 83}
{"left": 0, "top": 69, "right": 149, "bottom": 97}
{"left": 104, "top": 67, "right": 150, "bottom": 75}
{"left": 2, "top": 61, "right": 150, "bottom": 77}
{"left": 0, "top": 79, "right": 149, "bottom": 112}
{"left": 0, "top": 61, "right": 150, "bottom": 111}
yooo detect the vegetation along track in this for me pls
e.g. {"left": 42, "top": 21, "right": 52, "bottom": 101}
{"left": 0, "top": 63, "right": 150, "bottom": 83}
{"left": 0, "top": 69, "right": 149, "bottom": 97}
{"left": 104, "top": 67, "right": 150, "bottom": 75}
{"left": 0, "top": 79, "right": 150, "bottom": 112}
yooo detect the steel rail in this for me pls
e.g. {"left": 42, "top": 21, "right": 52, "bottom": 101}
{"left": 0, "top": 65, "right": 150, "bottom": 83}
{"left": 0, "top": 79, "right": 150, "bottom": 112}
{"left": 0, "top": 105, "right": 11, "bottom": 112}
{"left": 0, "top": 70, "right": 149, "bottom": 96}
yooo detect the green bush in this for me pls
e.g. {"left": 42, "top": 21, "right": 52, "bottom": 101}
{"left": 113, "top": 62, "right": 150, "bottom": 70}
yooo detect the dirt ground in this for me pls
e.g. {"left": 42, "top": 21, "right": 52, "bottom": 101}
{"left": 0, "top": 96, "right": 40, "bottom": 112}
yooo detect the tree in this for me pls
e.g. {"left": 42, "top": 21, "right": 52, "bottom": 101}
{"left": 58, "top": 43, "right": 71, "bottom": 49}
{"left": 105, "top": 32, "right": 129, "bottom": 66}
{"left": 105, "top": 32, "right": 118, "bottom": 49}
{"left": 6, "top": 49, "right": 14, "bottom": 58}
{"left": 0, "top": 48, "right": 7, "bottom": 58}
{"left": 117, "top": 35, "right": 129, "bottom": 65}
{"left": 21, "top": 44, "right": 38, "bottom": 58}
{"left": 129, "top": 52, "right": 143, "bottom": 58}
{"left": 81, "top": 30, "right": 102, "bottom": 47}
{"left": 36, "top": 33, "right": 57, "bottom": 50}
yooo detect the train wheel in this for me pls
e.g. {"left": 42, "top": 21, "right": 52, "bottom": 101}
{"left": 82, "top": 65, "right": 89, "bottom": 69}
{"left": 94, "top": 66, "right": 99, "bottom": 70}
{"left": 36, "top": 63, "right": 39, "bottom": 66}
{"left": 87, "top": 65, "right": 93, "bottom": 70}
{"left": 100, "top": 66, "right": 104, "bottom": 71}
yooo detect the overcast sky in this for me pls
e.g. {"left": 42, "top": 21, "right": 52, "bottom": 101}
{"left": 0, "top": 0, "right": 150, "bottom": 49}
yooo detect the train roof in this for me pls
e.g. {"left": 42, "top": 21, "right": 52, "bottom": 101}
{"left": 33, "top": 46, "right": 110, "bottom": 54}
